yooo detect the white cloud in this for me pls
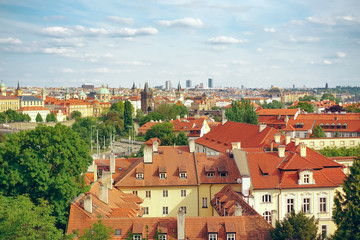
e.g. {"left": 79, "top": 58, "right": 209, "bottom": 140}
{"left": 0, "top": 37, "right": 22, "bottom": 44}
{"left": 157, "top": 18, "right": 204, "bottom": 28}
{"left": 289, "top": 36, "right": 320, "bottom": 43}
{"left": 42, "top": 47, "right": 75, "bottom": 54}
{"left": 207, "top": 36, "right": 248, "bottom": 44}
{"left": 306, "top": 16, "right": 336, "bottom": 25}
{"left": 231, "top": 60, "right": 248, "bottom": 65}
{"left": 338, "top": 16, "right": 360, "bottom": 24}
{"left": 256, "top": 48, "right": 263, "bottom": 52}
{"left": 60, "top": 68, "right": 76, "bottom": 73}
{"left": 264, "top": 27, "right": 276, "bottom": 33}
{"left": 38, "top": 26, "right": 158, "bottom": 38}
{"left": 323, "top": 60, "right": 332, "bottom": 65}
{"left": 336, "top": 52, "right": 346, "bottom": 58}
{"left": 107, "top": 16, "right": 134, "bottom": 25}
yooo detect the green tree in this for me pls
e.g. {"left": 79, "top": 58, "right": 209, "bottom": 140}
{"left": 71, "top": 110, "right": 82, "bottom": 119}
{"left": 134, "top": 109, "right": 145, "bottom": 123}
{"left": 72, "top": 117, "right": 98, "bottom": 148}
{"left": 176, "top": 131, "right": 189, "bottom": 146}
{"left": 225, "top": 99, "right": 258, "bottom": 125}
{"left": 261, "top": 100, "right": 285, "bottom": 109}
{"left": 318, "top": 145, "right": 360, "bottom": 157}
{"left": 110, "top": 100, "right": 125, "bottom": 118}
{"left": 46, "top": 113, "right": 51, "bottom": 122}
{"left": 36, "top": 113, "right": 43, "bottom": 122}
{"left": 124, "top": 100, "right": 133, "bottom": 130}
{"left": 270, "top": 211, "right": 320, "bottom": 240}
{"left": 145, "top": 122, "right": 175, "bottom": 146}
{"left": 0, "top": 124, "right": 92, "bottom": 230}
{"left": 299, "top": 95, "right": 317, "bottom": 101}
{"left": 50, "top": 112, "right": 57, "bottom": 122}
{"left": 321, "top": 93, "right": 336, "bottom": 101}
{"left": 333, "top": 157, "right": 360, "bottom": 240}
{"left": 0, "top": 194, "right": 63, "bottom": 240}
{"left": 310, "top": 125, "right": 326, "bottom": 138}
{"left": 23, "top": 113, "right": 31, "bottom": 122}
{"left": 289, "top": 102, "right": 314, "bottom": 113}
{"left": 79, "top": 219, "right": 113, "bottom": 240}
{"left": 139, "top": 111, "right": 165, "bottom": 127}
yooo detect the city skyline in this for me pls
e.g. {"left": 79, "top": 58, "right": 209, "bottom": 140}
{"left": 0, "top": 0, "right": 359, "bottom": 88}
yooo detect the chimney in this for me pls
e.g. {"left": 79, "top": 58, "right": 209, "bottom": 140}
{"left": 99, "top": 182, "right": 108, "bottom": 204}
{"left": 110, "top": 152, "right": 115, "bottom": 174}
{"left": 300, "top": 143, "right": 307, "bottom": 157}
{"left": 144, "top": 145, "right": 153, "bottom": 164}
{"left": 234, "top": 204, "right": 242, "bottom": 216}
{"left": 87, "top": 154, "right": 96, "bottom": 172}
{"left": 242, "top": 176, "right": 250, "bottom": 197}
{"left": 285, "top": 134, "right": 291, "bottom": 145}
{"left": 270, "top": 141, "right": 274, "bottom": 152}
{"left": 189, "top": 139, "right": 195, "bottom": 153}
{"left": 84, "top": 193, "right": 92, "bottom": 214}
{"left": 278, "top": 145, "right": 285, "bottom": 158}
{"left": 176, "top": 115, "right": 180, "bottom": 120}
{"left": 274, "top": 133, "right": 281, "bottom": 144}
{"left": 259, "top": 122, "right": 267, "bottom": 132}
{"left": 102, "top": 171, "right": 113, "bottom": 190}
{"left": 194, "top": 114, "right": 200, "bottom": 119}
{"left": 231, "top": 142, "right": 241, "bottom": 150}
{"left": 295, "top": 137, "right": 300, "bottom": 146}
{"left": 221, "top": 109, "right": 227, "bottom": 125}
{"left": 184, "top": 114, "right": 188, "bottom": 119}
{"left": 152, "top": 139, "right": 159, "bottom": 152}
{"left": 177, "top": 207, "right": 185, "bottom": 240}
{"left": 93, "top": 164, "right": 98, "bottom": 182}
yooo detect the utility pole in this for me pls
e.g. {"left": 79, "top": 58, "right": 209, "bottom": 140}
{"left": 96, "top": 129, "right": 99, "bottom": 156}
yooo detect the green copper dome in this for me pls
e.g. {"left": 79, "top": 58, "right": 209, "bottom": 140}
{"left": 98, "top": 84, "right": 110, "bottom": 95}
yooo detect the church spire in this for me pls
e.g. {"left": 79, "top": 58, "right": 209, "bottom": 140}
{"left": 144, "top": 82, "right": 149, "bottom": 92}
{"left": 177, "top": 82, "right": 181, "bottom": 92}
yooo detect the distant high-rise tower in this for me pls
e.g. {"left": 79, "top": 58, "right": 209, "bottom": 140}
{"left": 208, "top": 78, "right": 213, "bottom": 88}
{"left": 141, "top": 82, "right": 153, "bottom": 114}
{"left": 165, "top": 81, "right": 172, "bottom": 91}
{"left": 186, "top": 80, "right": 192, "bottom": 88}
{"left": 325, "top": 83, "right": 328, "bottom": 89}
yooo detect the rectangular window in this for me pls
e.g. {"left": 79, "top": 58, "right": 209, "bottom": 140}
{"left": 146, "top": 190, "right": 151, "bottom": 198}
{"left": 133, "top": 234, "right": 142, "bottom": 240}
{"left": 227, "top": 233, "right": 235, "bottom": 240}
{"left": 180, "top": 173, "right": 187, "bottom": 179}
{"left": 180, "top": 206, "right": 187, "bottom": 214}
{"left": 115, "top": 229, "right": 121, "bottom": 236}
{"left": 206, "top": 172, "right": 215, "bottom": 178}
{"left": 163, "top": 190, "right": 168, "bottom": 198}
{"left": 220, "top": 172, "right": 228, "bottom": 178}
{"left": 159, "top": 234, "right": 167, "bottom": 240}
{"left": 287, "top": 199, "right": 294, "bottom": 213}
{"left": 303, "top": 198, "right": 310, "bottom": 213}
{"left": 136, "top": 173, "right": 144, "bottom": 180}
{"left": 159, "top": 173, "right": 166, "bottom": 179}
{"left": 181, "top": 189, "right": 186, "bottom": 197}
{"left": 202, "top": 197, "right": 208, "bottom": 208}
{"left": 143, "top": 207, "right": 149, "bottom": 215}
{"left": 209, "top": 233, "right": 217, "bottom": 240}
{"left": 320, "top": 198, "right": 327, "bottom": 213}
{"left": 162, "top": 206, "right": 168, "bottom": 215}
{"left": 304, "top": 174, "right": 309, "bottom": 183}
{"left": 132, "top": 190, "right": 138, "bottom": 196}
{"left": 321, "top": 225, "right": 327, "bottom": 239}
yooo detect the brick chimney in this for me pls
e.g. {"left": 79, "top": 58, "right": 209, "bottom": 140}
{"left": 99, "top": 182, "right": 108, "bottom": 204}
{"left": 274, "top": 133, "right": 281, "bottom": 144}
{"left": 102, "top": 171, "right": 113, "bottom": 190}
{"left": 278, "top": 145, "right": 285, "bottom": 158}
{"left": 300, "top": 143, "right": 307, "bottom": 157}
{"left": 110, "top": 152, "right": 115, "bottom": 174}
{"left": 189, "top": 139, "right": 195, "bottom": 153}
{"left": 177, "top": 207, "right": 185, "bottom": 240}
{"left": 234, "top": 204, "right": 242, "bottom": 216}
{"left": 285, "top": 134, "right": 291, "bottom": 145}
{"left": 84, "top": 193, "right": 92, "bottom": 214}
{"left": 93, "top": 164, "right": 97, "bottom": 182}
{"left": 259, "top": 122, "right": 267, "bottom": 133}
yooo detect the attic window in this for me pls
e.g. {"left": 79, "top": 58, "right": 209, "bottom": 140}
{"left": 325, "top": 123, "right": 329, "bottom": 129}
{"left": 136, "top": 173, "right": 144, "bottom": 180}
{"left": 207, "top": 172, "right": 215, "bottom": 178}
{"left": 336, "top": 123, "right": 341, "bottom": 129}
{"left": 159, "top": 151, "right": 164, "bottom": 154}
{"left": 159, "top": 173, "right": 167, "bottom": 179}
{"left": 180, "top": 173, "right": 187, "bottom": 179}
{"left": 227, "top": 233, "right": 235, "bottom": 240}
{"left": 209, "top": 233, "right": 217, "bottom": 240}
{"left": 343, "top": 123, "right": 347, "bottom": 129}
{"left": 330, "top": 123, "right": 335, "bottom": 129}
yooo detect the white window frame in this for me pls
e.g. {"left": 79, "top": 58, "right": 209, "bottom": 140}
{"left": 146, "top": 190, "right": 151, "bottom": 198}
{"left": 180, "top": 206, "right": 187, "bottom": 214}
{"left": 303, "top": 198, "right": 310, "bottom": 213}
{"left": 321, "top": 225, "right": 327, "bottom": 239}
{"left": 209, "top": 233, "right": 217, "bottom": 240}
{"left": 159, "top": 173, "right": 166, "bottom": 179}
{"left": 181, "top": 189, "right": 186, "bottom": 197}
{"left": 206, "top": 172, "right": 215, "bottom": 178}
{"left": 262, "top": 194, "right": 271, "bottom": 203}
{"left": 202, "top": 197, "right": 208, "bottom": 208}
{"left": 219, "top": 172, "right": 228, "bottom": 178}
{"left": 133, "top": 234, "right": 142, "bottom": 240}
{"left": 162, "top": 206, "right": 168, "bottom": 215}
{"left": 163, "top": 190, "right": 168, "bottom": 198}
{"left": 227, "top": 233, "right": 235, "bottom": 240}
{"left": 304, "top": 174, "right": 309, "bottom": 184}
{"left": 180, "top": 173, "right": 187, "bottom": 179}
{"left": 136, "top": 173, "right": 144, "bottom": 180}
{"left": 320, "top": 197, "right": 327, "bottom": 213}
{"left": 287, "top": 198, "right": 294, "bottom": 213}
{"left": 159, "top": 234, "right": 167, "bottom": 240}
{"left": 263, "top": 211, "right": 272, "bottom": 224}
{"left": 132, "top": 190, "right": 138, "bottom": 196}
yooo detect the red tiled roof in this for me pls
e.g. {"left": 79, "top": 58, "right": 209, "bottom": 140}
{"left": 18, "top": 106, "right": 50, "bottom": 111}
{"left": 257, "top": 109, "right": 298, "bottom": 116}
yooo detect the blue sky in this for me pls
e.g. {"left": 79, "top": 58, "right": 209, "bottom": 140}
{"left": 0, "top": 0, "right": 359, "bottom": 88}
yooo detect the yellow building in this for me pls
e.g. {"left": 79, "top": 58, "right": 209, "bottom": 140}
{"left": 0, "top": 96, "right": 20, "bottom": 112}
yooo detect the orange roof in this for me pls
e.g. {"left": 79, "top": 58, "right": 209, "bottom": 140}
{"left": 257, "top": 109, "right": 298, "bottom": 116}
{"left": 17, "top": 106, "right": 50, "bottom": 111}
{"left": 195, "top": 121, "right": 284, "bottom": 153}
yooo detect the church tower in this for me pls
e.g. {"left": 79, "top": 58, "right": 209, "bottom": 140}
{"left": 0, "top": 81, "right": 6, "bottom": 96}
{"left": 141, "top": 82, "right": 153, "bottom": 114}
{"left": 175, "top": 82, "right": 184, "bottom": 101}
{"left": 15, "top": 81, "right": 23, "bottom": 96}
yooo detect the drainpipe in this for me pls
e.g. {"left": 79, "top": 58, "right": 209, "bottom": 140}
{"left": 278, "top": 188, "right": 282, "bottom": 222}
{"left": 193, "top": 152, "right": 200, "bottom": 216}
{"left": 210, "top": 183, "right": 214, "bottom": 216}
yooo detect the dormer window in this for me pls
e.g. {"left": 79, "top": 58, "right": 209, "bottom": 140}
{"left": 227, "top": 233, "right": 235, "bottom": 240}
{"left": 179, "top": 166, "right": 187, "bottom": 179}
{"left": 209, "top": 233, "right": 217, "bottom": 240}
{"left": 159, "top": 234, "right": 167, "bottom": 240}
{"left": 217, "top": 166, "right": 228, "bottom": 178}
{"left": 298, "top": 170, "right": 315, "bottom": 185}
{"left": 180, "top": 173, "right": 187, "bottom": 179}
{"left": 205, "top": 166, "right": 215, "bottom": 178}
{"left": 159, "top": 173, "right": 166, "bottom": 179}
{"left": 159, "top": 166, "right": 166, "bottom": 179}
{"left": 207, "top": 172, "right": 215, "bottom": 178}
{"left": 136, "top": 173, "right": 144, "bottom": 180}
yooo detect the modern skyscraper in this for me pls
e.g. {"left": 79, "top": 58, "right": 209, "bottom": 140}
{"left": 165, "top": 81, "right": 172, "bottom": 91}
{"left": 208, "top": 78, "right": 213, "bottom": 88}
{"left": 186, "top": 79, "right": 192, "bottom": 88}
